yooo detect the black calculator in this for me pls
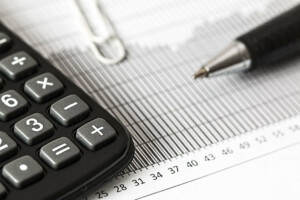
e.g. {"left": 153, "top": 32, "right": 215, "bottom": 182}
{"left": 0, "top": 22, "right": 135, "bottom": 199}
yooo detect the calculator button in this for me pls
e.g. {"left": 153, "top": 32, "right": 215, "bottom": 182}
{"left": 76, "top": 118, "right": 116, "bottom": 151}
{"left": 50, "top": 95, "right": 90, "bottom": 126}
{"left": 0, "top": 132, "right": 17, "bottom": 162}
{"left": 0, "top": 182, "right": 7, "bottom": 199}
{"left": 24, "top": 73, "right": 64, "bottom": 103}
{"left": 0, "top": 32, "right": 11, "bottom": 53}
{"left": 14, "top": 113, "right": 54, "bottom": 145}
{"left": 2, "top": 155, "right": 44, "bottom": 188}
{"left": 39, "top": 137, "right": 80, "bottom": 169}
{"left": 0, "top": 51, "right": 37, "bottom": 81}
{"left": 0, "top": 90, "right": 28, "bottom": 121}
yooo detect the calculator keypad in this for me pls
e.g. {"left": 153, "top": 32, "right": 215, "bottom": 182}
{"left": 39, "top": 137, "right": 80, "bottom": 170}
{"left": 24, "top": 73, "right": 64, "bottom": 103}
{"left": 0, "top": 90, "right": 28, "bottom": 121}
{"left": 2, "top": 155, "right": 44, "bottom": 188}
{"left": 0, "top": 22, "right": 133, "bottom": 200}
{"left": 76, "top": 118, "right": 116, "bottom": 151}
{"left": 0, "top": 132, "right": 17, "bottom": 162}
{"left": 0, "top": 51, "right": 37, "bottom": 81}
{"left": 14, "top": 113, "right": 54, "bottom": 145}
{"left": 50, "top": 95, "right": 90, "bottom": 126}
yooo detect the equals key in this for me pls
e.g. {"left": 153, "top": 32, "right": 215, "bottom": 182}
{"left": 39, "top": 137, "right": 80, "bottom": 169}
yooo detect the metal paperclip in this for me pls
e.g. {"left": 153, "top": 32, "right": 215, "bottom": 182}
{"left": 73, "top": 0, "right": 126, "bottom": 65}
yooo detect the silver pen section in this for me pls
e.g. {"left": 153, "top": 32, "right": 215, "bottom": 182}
{"left": 194, "top": 41, "right": 251, "bottom": 78}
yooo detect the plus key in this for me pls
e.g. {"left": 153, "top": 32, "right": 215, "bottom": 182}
{"left": 76, "top": 118, "right": 116, "bottom": 151}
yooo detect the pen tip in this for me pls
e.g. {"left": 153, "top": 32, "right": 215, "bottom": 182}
{"left": 194, "top": 67, "right": 208, "bottom": 79}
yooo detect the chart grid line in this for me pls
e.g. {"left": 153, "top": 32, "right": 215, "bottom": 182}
{"left": 2, "top": 0, "right": 300, "bottom": 175}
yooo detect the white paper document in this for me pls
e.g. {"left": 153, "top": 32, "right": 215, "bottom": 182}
{"left": 1, "top": 0, "right": 300, "bottom": 199}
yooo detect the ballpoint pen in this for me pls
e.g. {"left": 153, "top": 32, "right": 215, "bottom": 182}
{"left": 194, "top": 4, "right": 300, "bottom": 79}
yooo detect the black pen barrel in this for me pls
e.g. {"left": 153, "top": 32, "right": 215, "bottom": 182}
{"left": 237, "top": 4, "right": 300, "bottom": 68}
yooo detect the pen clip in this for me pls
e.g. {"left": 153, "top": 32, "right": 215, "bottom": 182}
{"left": 73, "top": 0, "right": 126, "bottom": 65}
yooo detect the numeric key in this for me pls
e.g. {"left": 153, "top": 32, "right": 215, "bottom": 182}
{"left": 14, "top": 113, "right": 54, "bottom": 145}
{"left": 0, "top": 131, "right": 17, "bottom": 161}
{"left": 0, "top": 90, "right": 28, "bottom": 121}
